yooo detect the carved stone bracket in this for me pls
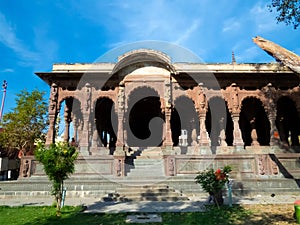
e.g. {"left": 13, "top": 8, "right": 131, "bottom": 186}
{"left": 19, "top": 156, "right": 35, "bottom": 178}
{"left": 164, "top": 156, "right": 176, "bottom": 176}
{"left": 256, "top": 154, "right": 279, "bottom": 176}
{"left": 114, "top": 156, "right": 125, "bottom": 177}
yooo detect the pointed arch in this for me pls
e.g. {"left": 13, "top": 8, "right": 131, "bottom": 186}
{"left": 205, "top": 97, "right": 233, "bottom": 146}
{"left": 276, "top": 96, "right": 300, "bottom": 147}
{"left": 239, "top": 97, "right": 270, "bottom": 146}
{"left": 126, "top": 86, "right": 164, "bottom": 147}
{"left": 171, "top": 95, "right": 199, "bottom": 146}
{"left": 94, "top": 97, "right": 117, "bottom": 148}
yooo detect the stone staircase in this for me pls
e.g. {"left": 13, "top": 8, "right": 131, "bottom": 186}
{"left": 104, "top": 184, "right": 189, "bottom": 202}
{"left": 103, "top": 147, "right": 189, "bottom": 201}
{"left": 125, "top": 147, "right": 165, "bottom": 180}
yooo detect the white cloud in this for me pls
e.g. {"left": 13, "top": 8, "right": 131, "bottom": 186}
{"left": 0, "top": 12, "right": 39, "bottom": 63}
{"left": 0, "top": 68, "right": 14, "bottom": 73}
{"left": 222, "top": 18, "right": 240, "bottom": 33}
{"left": 250, "top": 2, "right": 278, "bottom": 33}
{"left": 0, "top": 11, "right": 58, "bottom": 70}
{"left": 174, "top": 19, "right": 201, "bottom": 45}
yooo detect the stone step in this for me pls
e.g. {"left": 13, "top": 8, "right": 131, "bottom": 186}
{"left": 114, "top": 177, "right": 167, "bottom": 182}
{"left": 126, "top": 156, "right": 165, "bottom": 177}
{"left": 116, "top": 186, "right": 171, "bottom": 192}
{"left": 126, "top": 170, "right": 165, "bottom": 177}
{"left": 107, "top": 195, "right": 189, "bottom": 202}
{"left": 132, "top": 166, "right": 164, "bottom": 170}
{"left": 130, "top": 166, "right": 164, "bottom": 171}
{"left": 128, "top": 172, "right": 164, "bottom": 176}
{"left": 116, "top": 191, "right": 181, "bottom": 198}
{"left": 134, "top": 159, "right": 164, "bottom": 164}
{"left": 128, "top": 165, "right": 164, "bottom": 170}
{"left": 105, "top": 183, "right": 189, "bottom": 202}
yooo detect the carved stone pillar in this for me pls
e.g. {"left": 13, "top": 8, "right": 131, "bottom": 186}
{"left": 115, "top": 83, "right": 125, "bottom": 155}
{"left": 232, "top": 113, "right": 244, "bottom": 148}
{"left": 196, "top": 83, "right": 210, "bottom": 146}
{"left": 72, "top": 113, "right": 78, "bottom": 142}
{"left": 263, "top": 83, "right": 278, "bottom": 146}
{"left": 199, "top": 114, "right": 210, "bottom": 146}
{"left": 46, "top": 83, "right": 58, "bottom": 145}
{"left": 90, "top": 119, "right": 101, "bottom": 155}
{"left": 163, "top": 81, "right": 173, "bottom": 149}
{"left": 80, "top": 83, "right": 92, "bottom": 155}
{"left": 63, "top": 102, "right": 72, "bottom": 143}
{"left": 229, "top": 83, "right": 244, "bottom": 148}
{"left": 164, "top": 107, "right": 173, "bottom": 148}
{"left": 77, "top": 119, "right": 83, "bottom": 145}
{"left": 268, "top": 111, "right": 278, "bottom": 146}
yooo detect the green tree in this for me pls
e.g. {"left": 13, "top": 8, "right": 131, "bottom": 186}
{"left": 0, "top": 89, "right": 48, "bottom": 155}
{"left": 35, "top": 142, "right": 78, "bottom": 216}
{"left": 269, "top": 0, "right": 300, "bottom": 29}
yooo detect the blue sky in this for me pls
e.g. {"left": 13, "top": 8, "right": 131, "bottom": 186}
{"left": 0, "top": 0, "right": 300, "bottom": 115}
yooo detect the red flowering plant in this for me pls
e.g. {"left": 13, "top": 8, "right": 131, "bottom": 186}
{"left": 195, "top": 165, "right": 232, "bottom": 206}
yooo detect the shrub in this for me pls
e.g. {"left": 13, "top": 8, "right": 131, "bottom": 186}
{"left": 195, "top": 165, "right": 232, "bottom": 206}
{"left": 35, "top": 142, "right": 78, "bottom": 216}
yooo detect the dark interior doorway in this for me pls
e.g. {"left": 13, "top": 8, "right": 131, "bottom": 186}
{"left": 127, "top": 88, "right": 164, "bottom": 147}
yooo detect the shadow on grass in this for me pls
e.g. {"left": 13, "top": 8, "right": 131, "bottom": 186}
{"left": 161, "top": 205, "right": 297, "bottom": 225}
{"left": 1, "top": 204, "right": 296, "bottom": 225}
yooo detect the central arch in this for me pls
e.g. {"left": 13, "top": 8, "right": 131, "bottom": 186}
{"left": 126, "top": 87, "right": 164, "bottom": 147}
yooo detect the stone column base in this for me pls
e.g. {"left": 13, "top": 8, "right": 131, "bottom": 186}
{"left": 79, "top": 146, "right": 90, "bottom": 156}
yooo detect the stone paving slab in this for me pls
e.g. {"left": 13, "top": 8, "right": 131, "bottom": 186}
{"left": 1, "top": 194, "right": 300, "bottom": 213}
{"left": 126, "top": 214, "right": 162, "bottom": 223}
{"left": 85, "top": 201, "right": 207, "bottom": 213}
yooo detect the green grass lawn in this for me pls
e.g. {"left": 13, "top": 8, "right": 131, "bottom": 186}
{"left": 0, "top": 204, "right": 296, "bottom": 225}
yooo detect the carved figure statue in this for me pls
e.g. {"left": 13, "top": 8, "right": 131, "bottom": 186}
{"left": 198, "top": 83, "right": 206, "bottom": 110}
{"left": 231, "top": 83, "right": 239, "bottom": 112}
{"left": 169, "top": 158, "right": 175, "bottom": 176}
{"left": 85, "top": 83, "right": 91, "bottom": 111}
{"left": 118, "top": 85, "right": 125, "bottom": 110}
{"left": 116, "top": 159, "right": 122, "bottom": 176}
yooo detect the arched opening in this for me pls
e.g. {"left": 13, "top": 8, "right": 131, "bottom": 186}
{"left": 126, "top": 87, "right": 164, "bottom": 147}
{"left": 171, "top": 96, "right": 199, "bottom": 146}
{"left": 239, "top": 97, "right": 270, "bottom": 146}
{"left": 57, "top": 97, "right": 82, "bottom": 145}
{"left": 70, "top": 98, "right": 82, "bottom": 144}
{"left": 205, "top": 97, "right": 233, "bottom": 146}
{"left": 276, "top": 96, "right": 300, "bottom": 147}
{"left": 95, "top": 97, "right": 117, "bottom": 148}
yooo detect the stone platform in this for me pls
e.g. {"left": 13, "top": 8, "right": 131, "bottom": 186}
{"left": 2, "top": 146, "right": 300, "bottom": 201}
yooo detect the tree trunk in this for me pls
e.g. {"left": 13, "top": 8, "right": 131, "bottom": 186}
{"left": 56, "top": 193, "right": 62, "bottom": 216}
{"left": 213, "top": 190, "right": 224, "bottom": 207}
{"left": 55, "top": 182, "right": 63, "bottom": 216}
